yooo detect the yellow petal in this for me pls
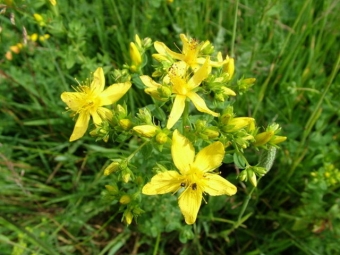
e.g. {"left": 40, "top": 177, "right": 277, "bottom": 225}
{"left": 154, "top": 41, "right": 168, "bottom": 55}
{"left": 90, "top": 109, "right": 102, "bottom": 125}
{"left": 178, "top": 187, "right": 202, "bottom": 224}
{"left": 61, "top": 92, "right": 83, "bottom": 111}
{"left": 90, "top": 67, "right": 105, "bottom": 94}
{"left": 166, "top": 95, "right": 186, "bottom": 129}
{"left": 69, "top": 112, "right": 90, "bottom": 141}
{"left": 193, "top": 142, "right": 224, "bottom": 172}
{"left": 154, "top": 41, "right": 185, "bottom": 61}
{"left": 142, "top": 171, "right": 183, "bottom": 195}
{"left": 187, "top": 57, "right": 210, "bottom": 89}
{"left": 187, "top": 92, "right": 219, "bottom": 117}
{"left": 203, "top": 174, "right": 237, "bottom": 196}
{"left": 140, "top": 75, "right": 161, "bottom": 89}
{"left": 171, "top": 130, "right": 195, "bottom": 174}
{"left": 100, "top": 82, "right": 131, "bottom": 106}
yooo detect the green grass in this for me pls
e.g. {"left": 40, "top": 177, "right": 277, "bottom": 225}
{"left": 1, "top": 0, "right": 340, "bottom": 254}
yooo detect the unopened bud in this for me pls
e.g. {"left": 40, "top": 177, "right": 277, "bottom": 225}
{"left": 119, "top": 119, "right": 133, "bottom": 130}
{"left": 104, "top": 162, "right": 120, "bottom": 176}
{"left": 119, "top": 195, "right": 131, "bottom": 204}
{"left": 133, "top": 125, "right": 158, "bottom": 138}
{"left": 271, "top": 135, "right": 287, "bottom": 145}
{"left": 156, "top": 132, "right": 168, "bottom": 144}
{"left": 105, "top": 184, "right": 119, "bottom": 194}
{"left": 254, "top": 131, "right": 274, "bottom": 146}
{"left": 247, "top": 169, "right": 257, "bottom": 187}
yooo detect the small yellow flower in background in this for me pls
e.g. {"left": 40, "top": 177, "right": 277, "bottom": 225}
{"left": 33, "top": 13, "right": 45, "bottom": 26}
{"left": 5, "top": 51, "right": 13, "bottom": 61}
{"left": 142, "top": 130, "right": 237, "bottom": 224}
{"left": 39, "top": 34, "right": 50, "bottom": 42}
{"left": 164, "top": 58, "right": 219, "bottom": 129}
{"left": 61, "top": 67, "right": 131, "bottom": 141}
{"left": 10, "top": 43, "right": 23, "bottom": 54}
{"left": 29, "top": 33, "right": 39, "bottom": 42}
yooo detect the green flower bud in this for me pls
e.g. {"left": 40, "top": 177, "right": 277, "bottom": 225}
{"left": 254, "top": 131, "right": 274, "bottom": 146}
{"left": 104, "top": 162, "right": 120, "bottom": 176}
{"left": 119, "top": 119, "right": 133, "bottom": 130}
{"left": 119, "top": 195, "right": 131, "bottom": 204}
{"left": 133, "top": 125, "right": 158, "bottom": 138}
{"left": 156, "top": 132, "right": 168, "bottom": 144}
{"left": 105, "top": 184, "right": 119, "bottom": 194}
{"left": 247, "top": 169, "right": 257, "bottom": 187}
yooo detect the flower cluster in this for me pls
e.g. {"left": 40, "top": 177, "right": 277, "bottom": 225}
{"left": 60, "top": 34, "right": 286, "bottom": 225}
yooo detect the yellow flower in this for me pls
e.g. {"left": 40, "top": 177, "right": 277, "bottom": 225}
{"left": 61, "top": 67, "right": 131, "bottom": 141}
{"left": 167, "top": 58, "right": 219, "bottom": 129}
{"left": 49, "top": 0, "right": 57, "bottom": 6}
{"left": 142, "top": 130, "right": 237, "bottom": 224}
{"left": 129, "top": 42, "right": 142, "bottom": 72}
{"left": 153, "top": 34, "right": 222, "bottom": 69}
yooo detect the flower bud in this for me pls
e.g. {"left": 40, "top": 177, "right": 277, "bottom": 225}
{"left": 122, "top": 173, "right": 131, "bottom": 183}
{"left": 254, "top": 131, "right": 274, "bottom": 146}
{"left": 238, "top": 170, "right": 247, "bottom": 181}
{"left": 156, "top": 132, "right": 168, "bottom": 144}
{"left": 104, "top": 162, "right": 120, "bottom": 176}
{"left": 130, "top": 42, "right": 142, "bottom": 66}
{"left": 221, "top": 87, "right": 236, "bottom": 96}
{"left": 253, "top": 166, "right": 267, "bottom": 176}
{"left": 271, "top": 135, "right": 287, "bottom": 145}
{"left": 247, "top": 169, "right": 257, "bottom": 187}
{"left": 223, "top": 56, "right": 235, "bottom": 80}
{"left": 124, "top": 211, "right": 133, "bottom": 225}
{"left": 203, "top": 128, "right": 220, "bottom": 139}
{"left": 133, "top": 125, "right": 158, "bottom": 138}
{"left": 105, "top": 184, "right": 119, "bottom": 194}
{"left": 226, "top": 117, "right": 255, "bottom": 132}
{"left": 119, "top": 119, "right": 133, "bottom": 130}
{"left": 119, "top": 195, "right": 131, "bottom": 204}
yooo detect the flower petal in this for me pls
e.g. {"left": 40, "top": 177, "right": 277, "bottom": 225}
{"left": 142, "top": 171, "right": 183, "bottom": 195}
{"left": 100, "top": 81, "right": 131, "bottom": 106}
{"left": 187, "top": 92, "right": 219, "bottom": 117}
{"left": 166, "top": 95, "right": 186, "bottom": 129}
{"left": 140, "top": 75, "right": 161, "bottom": 89}
{"left": 61, "top": 92, "right": 83, "bottom": 111}
{"left": 178, "top": 187, "right": 202, "bottom": 224}
{"left": 69, "top": 112, "right": 90, "bottom": 142}
{"left": 172, "top": 130, "right": 195, "bottom": 174}
{"left": 187, "top": 57, "right": 210, "bottom": 89}
{"left": 90, "top": 109, "right": 102, "bottom": 125}
{"left": 90, "top": 67, "right": 105, "bottom": 94}
{"left": 192, "top": 142, "right": 224, "bottom": 172}
{"left": 203, "top": 174, "right": 237, "bottom": 196}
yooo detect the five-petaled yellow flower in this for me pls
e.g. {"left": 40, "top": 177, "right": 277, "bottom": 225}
{"left": 61, "top": 67, "right": 131, "bottom": 141}
{"left": 142, "top": 130, "right": 237, "bottom": 224}
{"left": 153, "top": 34, "right": 223, "bottom": 69}
{"left": 167, "top": 58, "right": 219, "bottom": 129}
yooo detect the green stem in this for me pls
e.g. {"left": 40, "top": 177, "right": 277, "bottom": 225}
{"left": 127, "top": 139, "right": 150, "bottom": 162}
{"left": 288, "top": 52, "right": 340, "bottom": 178}
{"left": 182, "top": 100, "right": 190, "bottom": 135}
{"left": 153, "top": 232, "right": 161, "bottom": 255}
{"left": 230, "top": 0, "right": 239, "bottom": 57}
{"left": 237, "top": 177, "right": 261, "bottom": 222}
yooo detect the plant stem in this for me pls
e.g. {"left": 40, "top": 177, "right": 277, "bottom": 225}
{"left": 230, "top": 0, "right": 239, "bottom": 57}
{"left": 127, "top": 139, "right": 150, "bottom": 162}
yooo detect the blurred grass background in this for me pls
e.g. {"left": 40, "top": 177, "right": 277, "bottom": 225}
{"left": 1, "top": 0, "right": 339, "bottom": 254}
